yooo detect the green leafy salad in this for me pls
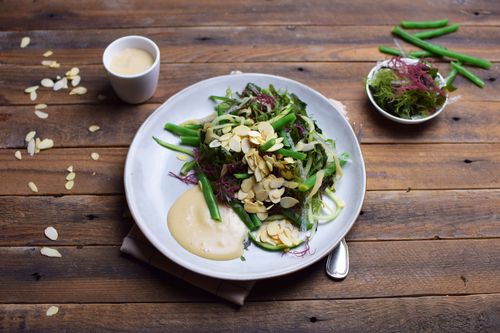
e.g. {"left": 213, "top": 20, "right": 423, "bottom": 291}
{"left": 154, "top": 83, "right": 348, "bottom": 252}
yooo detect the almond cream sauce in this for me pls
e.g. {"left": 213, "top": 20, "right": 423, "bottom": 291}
{"left": 167, "top": 186, "right": 247, "bottom": 260}
{"left": 110, "top": 47, "right": 154, "bottom": 75}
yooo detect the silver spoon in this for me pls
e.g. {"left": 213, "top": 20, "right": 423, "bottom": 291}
{"left": 325, "top": 238, "right": 349, "bottom": 280}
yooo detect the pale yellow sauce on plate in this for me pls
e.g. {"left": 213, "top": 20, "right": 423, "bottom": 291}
{"left": 110, "top": 47, "right": 154, "bottom": 75}
{"left": 167, "top": 186, "right": 247, "bottom": 260}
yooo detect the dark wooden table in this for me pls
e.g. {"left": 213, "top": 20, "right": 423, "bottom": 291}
{"left": 1, "top": 1, "right": 499, "bottom": 332}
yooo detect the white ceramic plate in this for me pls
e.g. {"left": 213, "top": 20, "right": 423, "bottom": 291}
{"left": 124, "top": 73, "right": 366, "bottom": 280}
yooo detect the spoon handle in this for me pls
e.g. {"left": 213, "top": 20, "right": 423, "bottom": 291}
{"left": 325, "top": 238, "right": 349, "bottom": 280}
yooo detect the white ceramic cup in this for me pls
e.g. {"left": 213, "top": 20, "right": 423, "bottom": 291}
{"left": 103, "top": 36, "right": 160, "bottom": 104}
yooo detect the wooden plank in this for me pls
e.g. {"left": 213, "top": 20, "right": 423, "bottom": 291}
{"left": 0, "top": 144, "right": 498, "bottom": 196}
{"left": 2, "top": 295, "right": 500, "bottom": 332}
{"left": 0, "top": 0, "right": 499, "bottom": 30}
{"left": 1, "top": 100, "right": 498, "bottom": 149}
{"left": 1, "top": 190, "right": 498, "bottom": 246}
{"left": 1, "top": 239, "right": 499, "bottom": 303}
{"left": 0, "top": 63, "right": 498, "bottom": 106}
{"left": 2, "top": 26, "right": 500, "bottom": 65}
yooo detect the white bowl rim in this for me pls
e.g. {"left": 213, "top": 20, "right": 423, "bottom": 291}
{"left": 365, "top": 58, "right": 448, "bottom": 124}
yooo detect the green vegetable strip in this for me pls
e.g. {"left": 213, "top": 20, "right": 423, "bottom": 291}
{"left": 409, "top": 50, "right": 436, "bottom": 58}
{"left": 164, "top": 123, "right": 200, "bottom": 137}
{"left": 299, "top": 158, "right": 348, "bottom": 192}
{"left": 400, "top": 18, "right": 448, "bottom": 29}
{"left": 179, "top": 136, "right": 200, "bottom": 147}
{"left": 413, "top": 23, "right": 460, "bottom": 39}
{"left": 392, "top": 26, "right": 491, "bottom": 69}
{"left": 182, "top": 123, "right": 202, "bottom": 130}
{"left": 276, "top": 148, "right": 307, "bottom": 160}
{"left": 153, "top": 137, "right": 194, "bottom": 156}
{"left": 197, "top": 171, "right": 222, "bottom": 222}
{"left": 378, "top": 45, "right": 403, "bottom": 56}
{"left": 249, "top": 214, "right": 262, "bottom": 229}
{"left": 229, "top": 201, "right": 257, "bottom": 230}
{"left": 271, "top": 113, "right": 296, "bottom": 131}
{"left": 446, "top": 67, "right": 458, "bottom": 87}
{"left": 259, "top": 138, "right": 276, "bottom": 152}
{"left": 281, "top": 210, "right": 314, "bottom": 230}
{"left": 180, "top": 160, "right": 196, "bottom": 176}
{"left": 233, "top": 173, "right": 251, "bottom": 179}
{"left": 279, "top": 129, "right": 291, "bottom": 147}
{"left": 451, "top": 62, "right": 485, "bottom": 88}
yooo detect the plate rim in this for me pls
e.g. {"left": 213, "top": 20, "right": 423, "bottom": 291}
{"left": 124, "top": 72, "right": 366, "bottom": 280}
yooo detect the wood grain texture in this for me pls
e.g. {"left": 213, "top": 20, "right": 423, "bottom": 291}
{"left": 1, "top": 190, "right": 498, "bottom": 246}
{"left": 1, "top": 239, "right": 499, "bottom": 303}
{"left": 1, "top": 0, "right": 499, "bottom": 30}
{"left": 0, "top": 63, "right": 498, "bottom": 106}
{"left": 2, "top": 26, "right": 500, "bottom": 65}
{"left": 2, "top": 295, "right": 500, "bottom": 332}
{"left": 1, "top": 100, "right": 499, "bottom": 149}
{"left": 1, "top": 144, "right": 498, "bottom": 195}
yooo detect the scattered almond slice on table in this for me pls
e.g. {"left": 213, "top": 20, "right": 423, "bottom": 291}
{"left": 25, "top": 130, "right": 36, "bottom": 142}
{"left": 88, "top": 125, "right": 100, "bottom": 132}
{"left": 67, "top": 165, "right": 74, "bottom": 172}
{"left": 14, "top": 150, "right": 22, "bottom": 160}
{"left": 38, "top": 138, "right": 54, "bottom": 150}
{"left": 35, "top": 103, "right": 47, "bottom": 110}
{"left": 28, "top": 181, "right": 38, "bottom": 193}
{"left": 91, "top": 152, "right": 99, "bottom": 160}
{"left": 40, "top": 247, "right": 61, "bottom": 257}
{"left": 20, "top": 36, "right": 30, "bottom": 48}
{"left": 65, "top": 180, "right": 74, "bottom": 190}
{"left": 44, "top": 226, "right": 58, "bottom": 241}
{"left": 46, "top": 306, "right": 59, "bottom": 316}
{"left": 69, "top": 86, "right": 87, "bottom": 95}
{"left": 41, "top": 78, "right": 54, "bottom": 88}
{"left": 34, "top": 110, "right": 48, "bottom": 119}
{"left": 43, "top": 50, "right": 53, "bottom": 57}
{"left": 27, "top": 139, "right": 35, "bottom": 156}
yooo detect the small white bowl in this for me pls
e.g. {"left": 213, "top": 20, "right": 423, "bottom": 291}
{"left": 366, "top": 58, "right": 448, "bottom": 124}
{"left": 103, "top": 35, "right": 160, "bottom": 104}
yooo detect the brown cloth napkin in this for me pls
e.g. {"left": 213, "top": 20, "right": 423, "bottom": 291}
{"left": 120, "top": 225, "right": 255, "bottom": 306}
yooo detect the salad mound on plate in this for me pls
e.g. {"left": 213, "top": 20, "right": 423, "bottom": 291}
{"left": 154, "top": 83, "right": 349, "bottom": 252}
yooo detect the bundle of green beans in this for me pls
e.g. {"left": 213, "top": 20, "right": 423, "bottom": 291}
{"left": 377, "top": 18, "right": 489, "bottom": 89}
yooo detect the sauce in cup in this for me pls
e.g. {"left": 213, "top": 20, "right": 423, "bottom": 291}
{"left": 109, "top": 48, "right": 154, "bottom": 76}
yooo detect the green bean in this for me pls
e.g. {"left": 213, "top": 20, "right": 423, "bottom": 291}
{"left": 413, "top": 23, "right": 459, "bottom": 39}
{"left": 197, "top": 171, "right": 221, "bottom": 222}
{"left": 276, "top": 148, "right": 307, "bottom": 160}
{"left": 392, "top": 26, "right": 491, "bottom": 69}
{"left": 445, "top": 67, "right": 458, "bottom": 87}
{"left": 271, "top": 113, "right": 296, "bottom": 131}
{"left": 409, "top": 50, "right": 437, "bottom": 58}
{"left": 379, "top": 45, "right": 403, "bottom": 57}
{"left": 249, "top": 214, "right": 262, "bottom": 229}
{"left": 233, "top": 173, "right": 251, "bottom": 179}
{"left": 229, "top": 201, "right": 257, "bottom": 230}
{"left": 179, "top": 136, "right": 200, "bottom": 147}
{"left": 451, "top": 62, "right": 485, "bottom": 88}
{"left": 182, "top": 123, "right": 202, "bottom": 130}
{"left": 164, "top": 123, "right": 199, "bottom": 137}
{"left": 153, "top": 137, "right": 194, "bottom": 156}
{"left": 279, "top": 129, "right": 291, "bottom": 147}
{"left": 400, "top": 19, "right": 449, "bottom": 29}
{"left": 180, "top": 160, "right": 196, "bottom": 176}
{"left": 299, "top": 157, "right": 348, "bottom": 192}
{"left": 259, "top": 138, "right": 276, "bottom": 152}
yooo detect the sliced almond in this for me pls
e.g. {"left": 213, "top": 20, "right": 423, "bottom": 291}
{"left": 38, "top": 138, "right": 54, "bottom": 150}
{"left": 35, "top": 138, "right": 41, "bottom": 153}
{"left": 49, "top": 61, "right": 60, "bottom": 68}
{"left": 256, "top": 212, "right": 268, "bottom": 221}
{"left": 53, "top": 77, "right": 67, "bottom": 91}
{"left": 24, "top": 85, "right": 39, "bottom": 93}
{"left": 35, "top": 103, "right": 48, "bottom": 110}
{"left": 20, "top": 36, "right": 30, "bottom": 48}
{"left": 88, "top": 125, "right": 100, "bottom": 133}
{"left": 69, "top": 86, "right": 87, "bottom": 95}
{"left": 280, "top": 196, "right": 300, "bottom": 208}
{"left": 278, "top": 232, "right": 293, "bottom": 247}
{"left": 25, "top": 130, "right": 36, "bottom": 142}
{"left": 175, "top": 153, "right": 189, "bottom": 161}
{"left": 67, "top": 165, "right": 74, "bottom": 172}
{"left": 41, "top": 78, "right": 54, "bottom": 88}
{"left": 41, "top": 60, "right": 54, "bottom": 66}
{"left": 46, "top": 306, "right": 59, "bottom": 316}
{"left": 28, "top": 181, "right": 38, "bottom": 193}
{"left": 240, "top": 177, "right": 254, "bottom": 192}
{"left": 66, "top": 67, "right": 80, "bottom": 77}
{"left": 233, "top": 125, "right": 250, "bottom": 136}
{"left": 228, "top": 136, "right": 241, "bottom": 152}
{"left": 71, "top": 75, "right": 81, "bottom": 87}
{"left": 44, "top": 226, "right": 58, "bottom": 241}
{"left": 43, "top": 50, "right": 53, "bottom": 57}
{"left": 34, "top": 110, "right": 48, "bottom": 119}
{"left": 14, "top": 150, "right": 22, "bottom": 160}
{"left": 27, "top": 139, "right": 35, "bottom": 156}
{"left": 65, "top": 180, "right": 74, "bottom": 190}
{"left": 66, "top": 172, "right": 76, "bottom": 181}
{"left": 267, "top": 222, "right": 280, "bottom": 236}
{"left": 30, "top": 91, "right": 37, "bottom": 101}
{"left": 40, "top": 247, "right": 61, "bottom": 258}
{"left": 90, "top": 152, "right": 99, "bottom": 160}
{"left": 208, "top": 140, "right": 221, "bottom": 148}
